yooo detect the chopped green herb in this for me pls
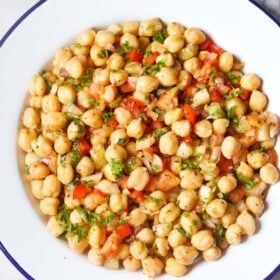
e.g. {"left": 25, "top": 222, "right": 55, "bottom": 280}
{"left": 211, "top": 180, "right": 218, "bottom": 193}
{"left": 217, "top": 192, "right": 228, "bottom": 199}
{"left": 226, "top": 106, "right": 239, "bottom": 125}
{"left": 145, "top": 60, "right": 166, "bottom": 74}
{"left": 151, "top": 164, "right": 160, "bottom": 171}
{"left": 139, "top": 136, "right": 147, "bottom": 141}
{"left": 192, "top": 220, "right": 199, "bottom": 226}
{"left": 68, "top": 151, "right": 81, "bottom": 166}
{"left": 62, "top": 78, "right": 76, "bottom": 87}
{"left": 126, "top": 157, "right": 136, "bottom": 173}
{"left": 152, "top": 107, "right": 162, "bottom": 114}
{"left": 119, "top": 41, "right": 134, "bottom": 56}
{"left": 224, "top": 88, "right": 243, "bottom": 100}
{"left": 181, "top": 158, "right": 199, "bottom": 170}
{"left": 236, "top": 172, "right": 256, "bottom": 189}
{"left": 67, "top": 99, "right": 76, "bottom": 106}
{"left": 255, "top": 146, "right": 267, "bottom": 153}
{"left": 88, "top": 98, "right": 100, "bottom": 107}
{"left": 226, "top": 72, "right": 239, "bottom": 86}
{"left": 153, "top": 31, "right": 168, "bottom": 43}
{"left": 75, "top": 70, "right": 92, "bottom": 91}
{"left": 102, "top": 111, "right": 113, "bottom": 123}
{"left": 117, "top": 138, "right": 128, "bottom": 145}
{"left": 73, "top": 42, "right": 82, "bottom": 48}
{"left": 24, "top": 165, "right": 30, "bottom": 175}
{"left": 65, "top": 112, "right": 81, "bottom": 121}
{"left": 144, "top": 50, "right": 153, "bottom": 56}
{"left": 118, "top": 217, "right": 129, "bottom": 226}
{"left": 145, "top": 196, "right": 162, "bottom": 206}
{"left": 216, "top": 224, "right": 225, "bottom": 244}
{"left": 208, "top": 67, "right": 217, "bottom": 84}
{"left": 153, "top": 128, "right": 168, "bottom": 138}
{"left": 109, "top": 159, "right": 124, "bottom": 181}
{"left": 138, "top": 112, "right": 148, "bottom": 121}
{"left": 103, "top": 212, "right": 116, "bottom": 224}
{"left": 68, "top": 178, "right": 79, "bottom": 189}
{"left": 176, "top": 227, "right": 190, "bottom": 238}
{"left": 145, "top": 93, "right": 151, "bottom": 100}
{"left": 97, "top": 49, "right": 111, "bottom": 58}
{"left": 72, "top": 225, "right": 87, "bottom": 242}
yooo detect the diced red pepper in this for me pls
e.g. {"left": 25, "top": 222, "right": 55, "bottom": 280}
{"left": 229, "top": 187, "right": 245, "bottom": 203}
{"left": 107, "top": 117, "right": 118, "bottom": 129}
{"left": 199, "top": 39, "right": 212, "bottom": 50}
{"left": 129, "top": 49, "right": 144, "bottom": 62}
{"left": 120, "top": 82, "right": 136, "bottom": 93}
{"left": 116, "top": 223, "right": 132, "bottom": 240}
{"left": 239, "top": 90, "right": 251, "bottom": 100}
{"left": 73, "top": 184, "right": 91, "bottom": 200}
{"left": 90, "top": 189, "right": 106, "bottom": 204}
{"left": 208, "top": 42, "right": 223, "bottom": 55}
{"left": 182, "top": 135, "right": 194, "bottom": 145}
{"left": 162, "top": 157, "right": 171, "bottom": 170}
{"left": 209, "top": 87, "right": 222, "bottom": 103}
{"left": 267, "top": 148, "right": 278, "bottom": 165}
{"left": 217, "top": 155, "right": 233, "bottom": 173}
{"left": 101, "top": 231, "right": 122, "bottom": 259}
{"left": 126, "top": 97, "right": 144, "bottom": 112}
{"left": 76, "top": 138, "right": 91, "bottom": 156}
{"left": 183, "top": 86, "right": 197, "bottom": 99}
{"left": 145, "top": 177, "right": 157, "bottom": 192}
{"left": 120, "top": 176, "right": 129, "bottom": 189}
{"left": 129, "top": 190, "right": 145, "bottom": 204}
{"left": 143, "top": 147, "right": 154, "bottom": 155}
{"left": 145, "top": 51, "right": 160, "bottom": 65}
{"left": 183, "top": 104, "right": 197, "bottom": 126}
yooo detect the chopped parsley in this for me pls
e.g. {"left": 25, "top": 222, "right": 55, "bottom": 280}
{"left": 224, "top": 88, "right": 243, "bottom": 100}
{"left": 145, "top": 60, "right": 166, "bottom": 74}
{"left": 153, "top": 128, "right": 168, "bottom": 138}
{"left": 126, "top": 157, "right": 137, "bottom": 173}
{"left": 102, "top": 111, "right": 113, "bottom": 123}
{"left": 73, "top": 42, "right": 82, "bottom": 48}
{"left": 176, "top": 227, "right": 190, "bottom": 238}
{"left": 226, "top": 107, "right": 239, "bottom": 125}
{"left": 65, "top": 112, "right": 81, "bottom": 121}
{"left": 68, "top": 150, "right": 82, "bottom": 166}
{"left": 67, "top": 99, "right": 76, "bottom": 106}
{"left": 138, "top": 112, "right": 148, "bottom": 121}
{"left": 216, "top": 224, "right": 225, "bottom": 244}
{"left": 119, "top": 41, "right": 134, "bottom": 56}
{"left": 217, "top": 192, "right": 228, "bottom": 199}
{"left": 236, "top": 172, "right": 256, "bottom": 190}
{"left": 97, "top": 49, "right": 111, "bottom": 58}
{"left": 145, "top": 196, "right": 162, "bottom": 206}
{"left": 109, "top": 159, "right": 124, "bottom": 181}
{"left": 254, "top": 146, "right": 267, "bottom": 153}
{"left": 181, "top": 158, "right": 199, "bottom": 170}
{"left": 226, "top": 72, "right": 239, "bottom": 86}
{"left": 208, "top": 67, "right": 217, "bottom": 84}
{"left": 153, "top": 107, "right": 162, "bottom": 114}
{"left": 118, "top": 217, "right": 129, "bottom": 226}
{"left": 103, "top": 212, "right": 116, "bottom": 225}
{"left": 62, "top": 70, "right": 92, "bottom": 91}
{"left": 153, "top": 31, "right": 168, "bottom": 43}
{"left": 88, "top": 98, "right": 100, "bottom": 107}
{"left": 67, "top": 178, "right": 80, "bottom": 189}
{"left": 24, "top": 165, "right": 30, "bottom": 175}
{"left": 117, "top": 138, "right": 128, "bottom": 145}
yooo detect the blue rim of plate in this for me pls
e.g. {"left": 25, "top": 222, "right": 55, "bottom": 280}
{"left": 0, "top": 1, "right": 279, "bottom": 279}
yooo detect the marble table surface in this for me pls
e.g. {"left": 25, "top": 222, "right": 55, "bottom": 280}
{"left": 0, "top": 0, "right": 279, "bottom": 279}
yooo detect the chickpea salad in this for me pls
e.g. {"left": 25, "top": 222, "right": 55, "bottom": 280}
{"left": 18, "top": 18, "right": 279, "bottom": 278}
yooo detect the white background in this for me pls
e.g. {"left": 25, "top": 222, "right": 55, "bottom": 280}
{"left": 0, "top": 0, "right": 279, "bottom": 279}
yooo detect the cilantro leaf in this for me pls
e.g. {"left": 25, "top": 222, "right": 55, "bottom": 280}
{"left": 88, "top": 98, "right": 100, "bottom": 107}
{"left": 236, "top": 172, "right": 256, "bottom": 190}
{"left": 226, "top": 107, "right": 239, "bottom": 125}
{"left": 117, "top": 138, "right": 128, "bottom": 145}
{"left": 145, "top": 60, "right": 166, "bottom": 74}
{"left": 176, "top": 227, "right": 190, "bottom": 238}
{"left": 109, "top": 159, "right": 124, "bottom": 181}
{"left": 97, "top": 49, "right": 111, "bottom": 58}
{"left": 102, "top": 111, "right": 113, "bottom": 123}
{"left": 138, "top": 112, "right": 147, "bottom": 121}
{"left": 153, "top": 31, "right": 168, "bottom": 43}
{"left": 119, "top": 41, "right": 134, "bottom": 56}
{"left": 216, "top": 224, "right": 225, "bottom": 244}
{"left": 226, "top": 72, "right": 239, "bottom": 86}
{"left": 181, "top": 158, "right": 199, "bottom": 170}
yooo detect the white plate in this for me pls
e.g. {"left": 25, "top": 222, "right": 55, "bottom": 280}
{"left": 0, "top": 0, "right": 279, "bottom": 279}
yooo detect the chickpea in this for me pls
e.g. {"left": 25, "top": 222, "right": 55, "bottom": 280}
{"left": 170, "top": 156, "right": 182, "bottom": 175}
{"left": 120, "top": 33, "right": 139, "bottom": 49}
{"left": 136, "top": 75, "right": 159, "bottom": 93}
{"left": 123, "top": 256, "right": 141, "bottom": 271}
{"left": 41, "top": 95, "right": 60, "bottom": 113}
{"left": 155, "top": 67, "right": 178, "bottom": 87}
{"left": 83, "top": 193, "right": 98, "bottom": 210}
{"left": 31, "top": 135, "right": 52, "bottom": 157}
{"left": 90, "top": 45, "right": 108, "bottom": 66}
{"left": 177, "top": 190, "right": 198, "bottom": 211}
{"left": 41, "top": 112, "right": 67, "bottom": 130}
{"left": 25, "top": 153, "right": 40, "bottom": 167}
{"left": 183, "top": 57, "right": 201, "bottom": 75}
{"left": 153, "top": 237, "right": 169, "bottom": 257}
{"left": 29, "top": 163, "right": 50, "bottom": 180}
{"left": 30, "top": 180, "right": 45, "bottom": 199}
{"left": 191, "top": 230, "right": 215, "bottom": 251}
{"left": 225, "top": 223, "right": 242, "bottom": 245}
{"left": 88, "top": 225, "right": 106, "bottom": 248}
{"left": 174, "top": 245, "right": 199, "bottom": 265}
{"left": 107, "top": 24, "right": 122, "bottom": 35}
{"left": 202, "top": 247, "right": 222, "bottom": 261}
{"left": 81, "top": 109, "right": 102, "bottom": 129}
{"left": 221, "top": 136, "right": 241, "bottom": 159}
{"left": 159, "top": 202, "right": 180, "bottom": 223}
{"left": 109, "top": 194, "right": 128, "bottom": 212}
{"left": 128, "top": 208, "right": 147, "bottom": 226}
{"left": 67, "top": 121, "right": 86, "bottom": 141}
{"left": 114, "top": 107, "right": 132, "bottom": 126}
{"left": 178, "top": 70, "right": 192, "bottom": 90}
{"left": 136, "top": 228, "right": 155, "bottom": 244}
{"left": 104, "top": 259, "right": 119, "bottom": 270}
{"left": 77, "top": 29, "right": 95, "bottom": 46}
{"left": 144, "top": 191, "right": 167, "bottom": 212}
{"left": 163, "top": 35, "right": 184, "bottom": 53}
{"left": 42, "top": 174, "right": 61, "bottom": 198}
{"left": 260, "top": 163, "right": 279, "bottom": 184}
{"left": 64, "top": 196, "right": 81, "bottom": 209}
{"left": 18, "top": 129, "right": 37, "bottom": 152}
{"left": 127, "top": 167, "right": 149, "bottom": 191}
{"left": 165, "top": 257, "right": 188, "bottom": 277}
{"left": 95, "top": 179, "right": 119, "bottom": 194}
{"left": 180, "top": 211, "right": 202, "bottom": 234}
{"left": 130, "top": 240, "right": 148, "bottom": 260}
{"left": 246, "top": 195, "right": 264, "bottom": 216}
{"left": 54, "top": 134, "right": 71, "bottom": 154}
{"left": 109, "top": 129, "right": 128, "bottom": 145}
{"left": 226, "top": 97, "right": 246, "bottom": 117}
{"left": 236, "top": 210, "right": 256, "bottom": 236}
{"left": 212, "top": 119, "right": 230, "bottom": 135}
{"left": 167, "top": 22, "right": 185, "bottom": 36}
{"left": 180, "top": 169, "right": 203, "bottom": 189}
{"left": 236, "top": 161, "right": 254, "bottom": 179}
{"left": 184, "top": 27, "right": 206, "bottom": 44}
{"left": 109, "top": 69, "right": 128, "bottom": 86}
{"left": 105, "top": 144, "right": 127, "bottom": 162}
{"left": 218, "top": 174, "right": 237, "bottom": 194}
{"left": 127, "top": 119, "right": 144, "bottom": 139}
{"left": 221, "top": 204, "right": 239, "bottom": 228}
{"left": 194, "top": 120, "right": 212, "bottom": 138}
{"left": 23, "top": 107, "right": 40, "bottom": 129}
{"left": 247, "top": 151, "right": 269, "bottom": 169}
{"left": 168, "top": 229, "right": 187, "bottom": 248}
{"left": 57, "top": 86, "right": 76, "bottom": 105}
{"left": 29, "top": 96, "right": 43, "bottom": 109}
{"left": 139, "top": 18, "right": 163, "bottom": 36}
{"left": 39, "top": 197, "right": 59, "bottom": 215}
{"left": 249, "top": 90, "right": 267, "bottom": 112}
{"left": 171, "top": 120, "right": 191, "bottom": 137}
{"left": 88, "top": 248, "right": 105, "bottom": 266}
{"left": 95, "top": 30, "right": 115, "bottom": 47}
{"left": 218, "top": 52, "right": 233, "bottom": 72}
{"left": 156, "top": 53, "right": 175, "bottom": 67}
{"left": 76, "top": 156, "right": 94, "bottom": 176}
{"left": 121, "top": 21, "right": 139, "bottom": 35}
{"left": 125, "top": 62, "right": 143, "bottom": 76}
{"left": 64, "top": 57, "right": 84, "bottom": 79}
{"left": 240, "top": 73, "right": 261, "bottom": 91}
{"left": 67, "top": 233, "right": 89, "bottom": 253}
{"left": 153, "top": 223, "right": 172, "bottom": 237}
{"left": 57, "top": 163, "right": 74, "bottom": 184}
{"left": 206, "top": 199, "right": 227, "bottom": 218}
{"left": 92, "top": 68, "right": 110, "bottom": 86}
{"left": 164, "top": 108, "right": 183, "bottom": 125}
{"left": 106, "top": 53, "right": 125, "bottom": 70}
{"left": 29, "top": 74, "right": 47, "bottom": 96}
{"left": 69, "top": 209, "right": 84, "bottom": 225}
{"left": 159, "top": 131, "right": 178, "bottom": 156}
{"left": 141, "top": 257, "right": 163, "bottom": 277}
{"left": 47, "top": 216, "right": 65, "bottom": 237}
